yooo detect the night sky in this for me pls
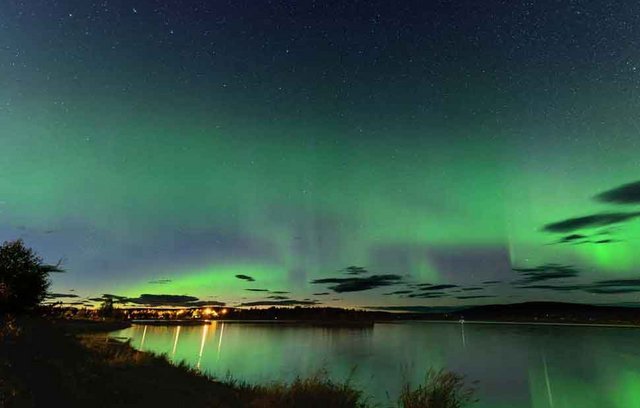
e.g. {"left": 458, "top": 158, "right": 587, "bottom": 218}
{"left": 2, "top": 0, "right": 640, "bottom": 309}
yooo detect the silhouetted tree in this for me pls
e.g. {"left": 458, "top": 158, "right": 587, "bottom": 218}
{"left": 98, "top": 298, "right": 114, "bottom": 318}
{"left": 0, "top": 239, "right": 63, "bottom": 313}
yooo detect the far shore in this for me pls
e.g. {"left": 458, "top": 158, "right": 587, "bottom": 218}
{"left": 123, "top": 317, "right": 640, "bottom": 330}
{"left": 130, "top": 318, "right": 375, "bottom": 327}
{"left": 403, "top": 319, "right": 640, "bottom": 329}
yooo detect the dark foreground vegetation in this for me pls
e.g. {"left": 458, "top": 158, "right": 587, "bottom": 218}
{"left": 0, "top": 316, "right": 476, "bottom": 408}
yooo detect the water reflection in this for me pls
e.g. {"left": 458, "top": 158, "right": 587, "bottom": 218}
{"left": 542, "top": 354, "right": 554, "bottom": 408}
{"left": 111, "top": 322, "right": 640, "bottom": 408}
{"left": 172, "top": 326, "right": 180, "bottom": 357}
{"left": 217, "top": 323, "right": 224, "bottom": 360}
{"left": 140, "top": 325, "right": 147, "bottom": 349}
{"left": 197, "top": 324, "right": 209, "bottom": 370}
{"left": 460, "top": 321, "right": 466, "bottom": 349}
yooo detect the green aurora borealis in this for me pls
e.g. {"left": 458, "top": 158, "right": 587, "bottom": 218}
{"left": 2, "top": 0, "right": 640, "bottom": 308}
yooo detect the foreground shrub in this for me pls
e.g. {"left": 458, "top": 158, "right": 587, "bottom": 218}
{"left": 398, "top": 369, "right": 476, "bottom": 408}
{"left": 0, "top": 314, "right": 22, "bottom": 340}
{"left": 0, "top": 239, "right": 63, "bottom": 313}
{"left": 236, "top": 369, "right": 366, "bottom": 408}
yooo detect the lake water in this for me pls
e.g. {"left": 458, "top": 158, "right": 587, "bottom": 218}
{"left": 110, "top": 321, "right": 640, "bottom": 408}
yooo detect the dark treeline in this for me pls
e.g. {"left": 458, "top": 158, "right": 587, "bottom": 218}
{"left": 41, "top": 301, "right": 640, "bottom": 326}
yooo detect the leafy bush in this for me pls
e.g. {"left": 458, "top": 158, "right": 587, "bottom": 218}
{"left": 0, "top": 239, "right": 62, "bottom": 313}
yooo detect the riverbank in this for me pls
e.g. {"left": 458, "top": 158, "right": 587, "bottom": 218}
{"left": 0, "top": 316, "right": 473, "bottom": 408}
{"left": 0, "top": 316, "right": 364, "bottom": 407}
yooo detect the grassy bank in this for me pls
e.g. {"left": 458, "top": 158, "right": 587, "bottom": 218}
{"left": 1, "top": 316, "right": 475, "bottom": 407}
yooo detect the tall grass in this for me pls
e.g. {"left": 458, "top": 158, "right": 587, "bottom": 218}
{"left": 0, "top": 315, "right": 27, "bottom": 405}
{"left": 236, "top": 368, "right": 367, "bottom": 408}
{"left": 75, "top": 333, "right": 476, "bottom": 408}
{"left": 398, "top": 369, "right": 476, "bottom": 408}
{"left": 80, "top": 334, "right": 368, "bottom": 407}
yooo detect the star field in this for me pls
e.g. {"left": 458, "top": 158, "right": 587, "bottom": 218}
{"left": 2, "top": 0, "right": 640, "bottom": 308}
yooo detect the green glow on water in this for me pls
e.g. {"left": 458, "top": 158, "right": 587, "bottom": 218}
{"left": 111, "top": 323, "right": 640, "bottom": 408}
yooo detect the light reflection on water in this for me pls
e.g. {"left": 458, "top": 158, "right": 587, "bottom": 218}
{"left": 110, "top": 322, "right": 640, "bottom": 408}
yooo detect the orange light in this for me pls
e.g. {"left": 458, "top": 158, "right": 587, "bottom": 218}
{"left": 221, "top": 308, "right": 228, "bottom": 315}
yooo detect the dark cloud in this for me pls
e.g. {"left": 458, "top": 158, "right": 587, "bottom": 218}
{"left": 246, "top": 288, "right": 269, "bottom": 292}
{"left": 595, "top": 180, "right": 640, "bottom": 204}
{"left": 89, "top": 294, "right": 129, "bottom": 303}
{"left": 266, "top": 295, "right": 290, "bottom": 300}
{"left": 518, "top": 278, "right": 640, "bottom": 295}
{"left": 343, "top": 266, "right": 368, "bottom": 275}
{"left": 455, "top": 295, "right": 496, "bottom": 299}
{"left": 419, "top": 284, "right": 458, "bottom": 291}
{"left": 521, "top": 285, "right": 639, "bottom": 295}
{"left": 88, "top": 297, "right": 109, "bottom": 302}
{"left": 412, "top": 283, "right": 435, "bottom": 288}
{"left": 593, "top": 239, "right": 620, "bottom": 244}
{"left": 481, "top": 280, "right": 501, "bottom": 284}
{"left": 312, "top": 292, "right": 330, "bottom": 296}
{"left": 238, "top": 299, "right": 319, "bottom": 307}
{"left": 89, "top": 293, "right": 225, "bottom": 307}
{"left": 126, "top": 294, "right": 200, "bottom": 306}
{"left": 460, "top": 287, "right": 483, "bottom": 291}
{"left": 148, "top": 279, "right": 172, "bottom": 284}
{"left": 584, "top": 288, "right": 640, "bottom": 294}
{"left": 557, "top": 234, "right": 587, "bottom": 244}
{"left": 235, "top": 274, "right": 255, "bottom": 282}
{"left": 383, "top": 290, "right": 414, "bottom": 295}
{"left": 270, "top": 291, "right": 290, "bottom": 294}
{"left": 513, "top": 264, "right": 580, "bottom": 284}
{"left": 45, "top": 293, "right": 79, "bottom": 299}
{"left": 407, "top": 292, "right": 447, "bottom": 298}
{"left": 311, "top": 274, "right": 403, "bottom": 293}
{"left": 555, "top": 233, "right": 621, "bottom": 245}
{"left": 186, "top": 300, "right": 227, "bottom": 307}
{"left": 518, "top": 284, "right": 584, "bottom": 291}
{"left": 542, "top": 212, "right": 640, "bottom": 233}
{"left": 595, "top": 279, "right": 640, "bottom": 287}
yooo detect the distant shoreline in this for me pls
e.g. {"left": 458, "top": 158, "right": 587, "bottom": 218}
{"left": 130, "top": 318, "right": 375, "bottom": 327}
{"left": 126, "top": 318, "right": 640, "bottom": 329}
{"left": 398, "top": 319, "right": 640, "bottom": 329}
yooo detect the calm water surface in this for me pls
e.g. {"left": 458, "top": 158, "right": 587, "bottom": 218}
{"left": 110, "top": 322, "right": 640, "bottom": 408}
